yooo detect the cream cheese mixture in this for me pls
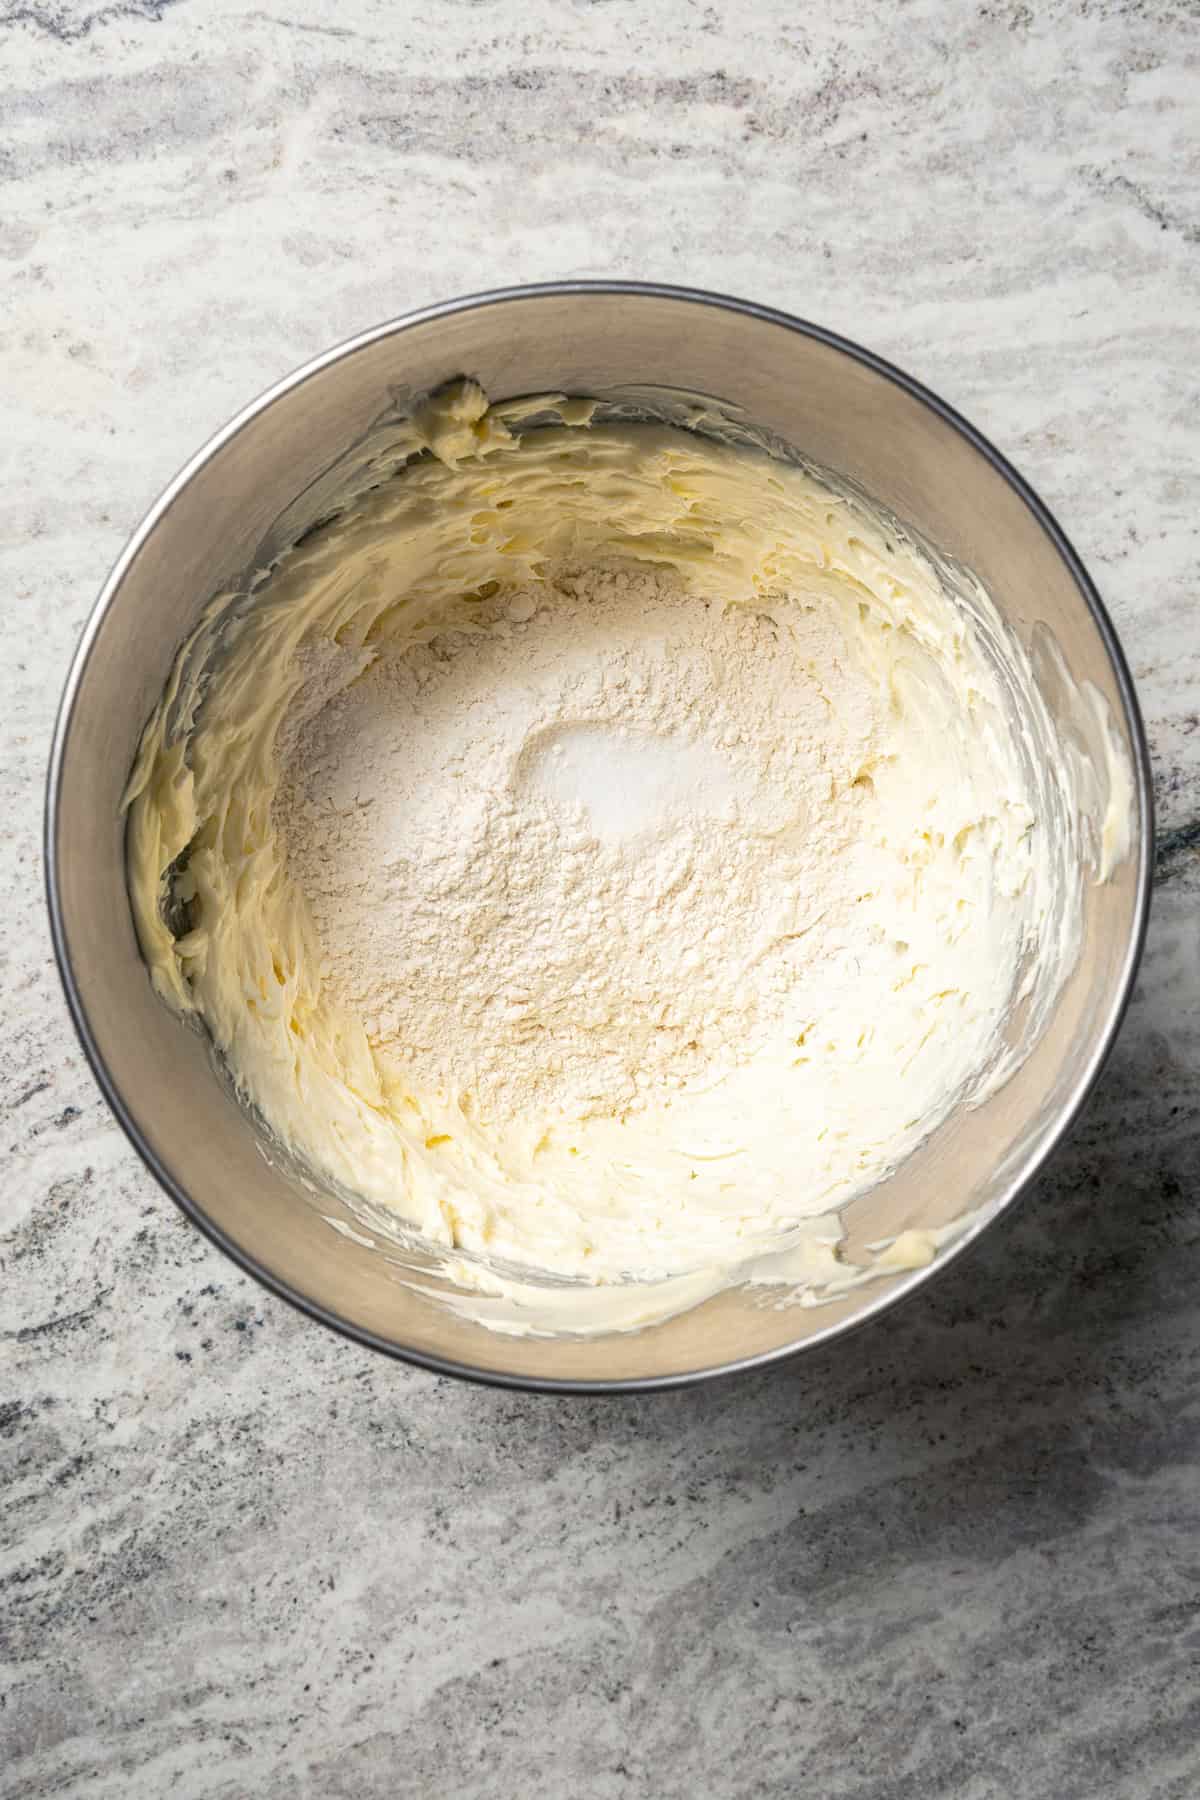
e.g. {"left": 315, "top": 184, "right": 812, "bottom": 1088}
{"left": 125, "top": 381, "right": 1126, "bottom": 1334}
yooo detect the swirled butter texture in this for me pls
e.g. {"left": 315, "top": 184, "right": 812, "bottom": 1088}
{"left": 125, "top": 382, "right": 1123, "bottom": 1335}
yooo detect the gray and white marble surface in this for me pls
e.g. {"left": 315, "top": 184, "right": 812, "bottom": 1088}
{"left": 3, "top": 1, "right": 1199, "bottom": 1795}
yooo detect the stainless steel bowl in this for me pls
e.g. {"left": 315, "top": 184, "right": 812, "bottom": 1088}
{"left": 46, "top": 282, "right": 1153, "bottom": 1391}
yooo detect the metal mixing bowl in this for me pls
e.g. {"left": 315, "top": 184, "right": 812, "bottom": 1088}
{"left": 45, "top": 282, "right": 1153, "bottom": 1391}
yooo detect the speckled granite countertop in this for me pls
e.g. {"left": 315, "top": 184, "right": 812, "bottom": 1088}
{"left": 3, "top": 2, "right": 1199, "bottom": 1795}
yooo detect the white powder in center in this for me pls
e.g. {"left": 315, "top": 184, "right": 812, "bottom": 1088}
{"left": 278, "top": 563, "right": 881, "bottom": 1125}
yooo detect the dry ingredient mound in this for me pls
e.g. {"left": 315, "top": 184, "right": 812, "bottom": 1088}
{"left": 277, "top": 563, "right": 880, "bottom": 1125}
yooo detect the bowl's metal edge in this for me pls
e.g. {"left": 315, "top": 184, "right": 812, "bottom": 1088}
{"left": 44, "top": 279, "right": 1156, "bottom": 1395}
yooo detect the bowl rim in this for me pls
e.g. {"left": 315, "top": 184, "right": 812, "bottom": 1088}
{"left": 44, "top": 279, "right": 1155, "bottom": 1394}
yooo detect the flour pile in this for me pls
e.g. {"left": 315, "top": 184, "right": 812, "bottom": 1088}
{"left": 278, "top": 563, "right": 878, "bottom": 1125}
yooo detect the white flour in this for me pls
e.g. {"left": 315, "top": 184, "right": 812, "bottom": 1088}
{"left": 278, "top": 563, "right": 881, "bottom": 1125}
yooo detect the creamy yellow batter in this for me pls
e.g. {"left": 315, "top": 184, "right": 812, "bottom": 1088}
{"left": 125, "top": 382, "right": 1119, "bottom": 1334}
